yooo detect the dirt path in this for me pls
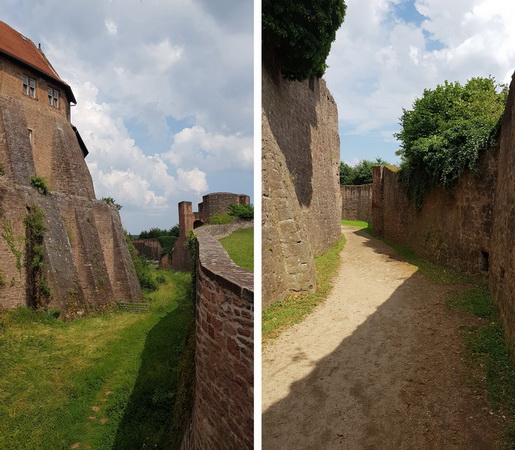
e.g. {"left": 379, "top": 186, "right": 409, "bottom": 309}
{"left": 262, "top": 226, "right": 506, "bottom": 449}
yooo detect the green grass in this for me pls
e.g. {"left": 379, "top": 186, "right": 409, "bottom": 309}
{"left": 0, "top": 270, "right": 194, "bottom": 450}
{"left": 219, "top": 227, "right": 254, "bottom": 271}
{"left": 263, "top": 234, "right": 345, "bottom": 340}
{"left": 341, "top": 219, "right": 375, "bottom": 237}
{"left": 448, "top": 286, "right": 515, "bottom": 445}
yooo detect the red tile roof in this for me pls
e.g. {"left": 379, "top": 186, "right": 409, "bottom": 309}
{"left": 0, "top": 21, "right": 76, "bottom": 103}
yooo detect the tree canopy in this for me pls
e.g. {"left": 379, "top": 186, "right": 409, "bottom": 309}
{"left": 395, "top": 76, "right": 507, "bottom": 207}
{"left": 340, "top": 158, "right": 389, "bottom": 185}
{"left": 263, "top": 0, "right": 346, "bottom": 81}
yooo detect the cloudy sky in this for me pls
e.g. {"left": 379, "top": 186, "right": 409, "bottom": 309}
{"left": 1, "top": 0, "right": 253, "bottom": 234}
{"left": 325, "top": 0, "right": 515, "bottom": 167}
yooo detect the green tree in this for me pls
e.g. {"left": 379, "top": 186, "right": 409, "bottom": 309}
{"left": 396, "top": 76, "right": 507, "bottom": 208}
{"left": 340, "top": 158, "right": 389, "bottom": 185}
{"left": 263, "top": 0, "right": 346, "bottom": 81}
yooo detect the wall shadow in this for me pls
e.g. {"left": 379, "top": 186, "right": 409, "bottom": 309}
{"left": 263, "top": 52, "right": 315, "bottom": 207}
{"left": 112, "top": 302, "right": 194, "bottom": 449}
{"left": 262, "top": 230, "right": 505, "bottom": 449}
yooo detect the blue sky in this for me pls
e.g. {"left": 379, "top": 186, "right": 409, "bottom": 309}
{"left": 325, "top": 0, "right": 515, "bottom": 167}
{"left": 0, "top": 0, "right": 253, "bottom": 234}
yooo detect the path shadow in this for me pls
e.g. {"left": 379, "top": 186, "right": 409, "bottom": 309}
{"left": 112, "top": 301, "right": 194, "bottom": 449}
{"left": 262, "top": 231, "right": 505, "bottom": 449}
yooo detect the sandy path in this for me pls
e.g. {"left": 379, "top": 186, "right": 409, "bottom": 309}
{"left": 262, "top": 226, "right": 505, "bottom": 449}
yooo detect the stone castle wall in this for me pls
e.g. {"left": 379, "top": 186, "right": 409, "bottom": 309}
{"left": 262, "top": 59, "right": 342, "bottom": 308}
{"left": 181, "top": 222, "right": 253, "bottom": 449}
{"left": 132, "top": 238, "right": 162, "bottom": 261}
{"left": 341, "top": 184, "right": 372, "bottom": 222}
{"left": 372, "top": 70, "right": 515, "bottom": 356}
{"left": 168, "top": 194, "right": 251, "bottom": 272}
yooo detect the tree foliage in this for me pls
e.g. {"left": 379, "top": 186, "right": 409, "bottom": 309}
{"left": 340, "top": 158, "right": 389, "bottom": 185}
{"left": 396, "top": 77, "right": 507, "bottom": 208}
{"left": 228, "top": 203, "right": 254, "bottom": 220}
{"left": 138, "top": 226, "right": 179, "bottom": 256}
{"left": 263, "top": 0, "right": 346, "bottom": 81}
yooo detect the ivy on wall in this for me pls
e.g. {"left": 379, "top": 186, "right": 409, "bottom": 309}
{"left": 24, "top": 205, "right": 51, "bottom": 307}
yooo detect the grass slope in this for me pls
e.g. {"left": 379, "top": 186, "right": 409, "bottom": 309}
{"left": 0, "top": 270, "right": 193, "bottom": 450}
{"left": 219, "top": 227, "right": 254, "bottom": 271}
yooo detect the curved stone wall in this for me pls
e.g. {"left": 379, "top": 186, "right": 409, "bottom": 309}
{"left": 182, "top": 220, "right": 253, "bottom": 449}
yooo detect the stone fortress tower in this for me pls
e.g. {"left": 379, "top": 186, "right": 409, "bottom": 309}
{"left": 0, "top": 21, "right": 141, "bottom": 319}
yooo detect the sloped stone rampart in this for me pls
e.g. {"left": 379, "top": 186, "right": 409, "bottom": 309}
{"left": 372, "top": 70, "right": 515, "bottom": 357}
{"left": 262, "top": 59, "right": 341, "bottom": 308}
{"left": 132, "top": 238, "right": 162, "bottom": 261}
{"left": 181, "top": 221, "right": 253, "bottom": 450}
{"left": 341, "top": 184, "right": 372, "bottom": 222}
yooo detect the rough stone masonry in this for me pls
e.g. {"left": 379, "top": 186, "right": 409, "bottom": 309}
{"left": 262, "top": 53, "right": 342, "bottom": 308}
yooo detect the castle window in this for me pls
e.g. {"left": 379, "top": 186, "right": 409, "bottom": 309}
{"left": 23, "top": 76, "right": 36, "bottom": 98}
{"left": 48, "top": 88, "right": 59, "bottom": 108}
{"left": 28, "top": 129, "right": 33, "bottom": 146}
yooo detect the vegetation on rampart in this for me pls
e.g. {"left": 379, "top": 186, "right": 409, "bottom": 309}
{"left": 396, "top": 76, "right": 507, "bottom": 208}
{"left": 24, "top": 205, "right": 52, "bottom": 306}
{"left": 263, "top": 0, "right": 346, "bottom": 81}
{"left": 29, "top": 176, "right": 49, "bottom": 195}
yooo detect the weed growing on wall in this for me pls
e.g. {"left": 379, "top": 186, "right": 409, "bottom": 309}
{"left": 29, "top": 176, "right": 49, "bottom": 195}
{"left": 1, "top": 220, "right": 24, "bottom": 276}
{"left": 24, "top": 205, "right": 51, "bottom": 307}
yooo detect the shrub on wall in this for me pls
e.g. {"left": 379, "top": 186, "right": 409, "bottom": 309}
{"left": 29, "top": 176, "right": 49, "bottom": 195}
{"left": 396, "top": 76, "right": 507, "bottom": 208}
{"left": 263, "top": 0, "right": 346, "bottom": 81}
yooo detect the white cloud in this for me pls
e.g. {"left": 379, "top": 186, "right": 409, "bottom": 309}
{"left": 165, "top": 125, "right": 253, "bottom": 171}
{"left": 177, "top": 168, "right": 208, "bottom": 193}
{"left": 325, "top": 0, "right": 515, "bottom": 146}
{"left": 105, "top": 19, "right": 118, "bottom": 36}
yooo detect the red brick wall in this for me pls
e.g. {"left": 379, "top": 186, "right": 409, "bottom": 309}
{"left": 181, "top": 222, "right": 253, "bottom": 449}
{"left": 341, "top": 184, "right": 372, "bottom": 222}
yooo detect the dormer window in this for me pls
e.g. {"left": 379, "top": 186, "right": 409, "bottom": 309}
{"left": 47, "top": 87, "right": 59, "bottom": 108}
{"left": 23, "top": 76, "right": 36, "bottom": 98}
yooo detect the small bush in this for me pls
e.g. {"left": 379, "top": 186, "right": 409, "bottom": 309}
{"left": 208, "top": 213, "right": 234, "bottom": 225}
{"left": 228, "top": 203, "right": 254, "bottom": 220}
{"left": 29, "top": 176, "right": 49, "bottom": 195}
{"left": 155, "top": 274, "right": 166, "bottom": 284}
